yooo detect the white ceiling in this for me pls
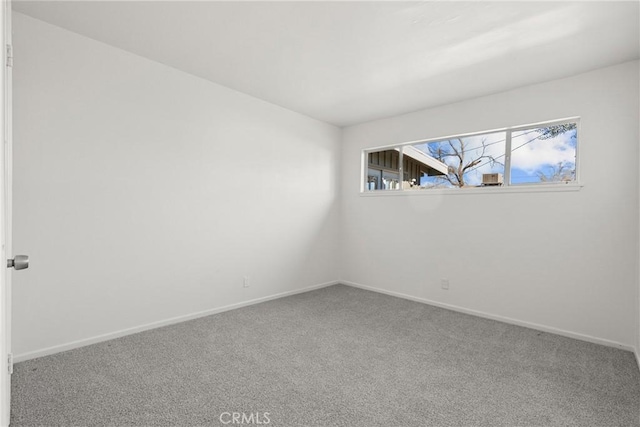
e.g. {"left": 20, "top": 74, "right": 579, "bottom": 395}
{"left": 13, "top": 1, "right": 640, "bottom": 127}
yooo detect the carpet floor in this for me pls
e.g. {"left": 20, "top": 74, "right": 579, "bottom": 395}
{"left": 10, "top": 284, "right": 640, "bottom": 426}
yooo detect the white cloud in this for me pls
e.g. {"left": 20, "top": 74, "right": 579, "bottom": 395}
{"left": 510, "top": 131, "right": 576, "bottom": 172}
{"left": 414, "top": 128, "right": 576, "bottom": 187}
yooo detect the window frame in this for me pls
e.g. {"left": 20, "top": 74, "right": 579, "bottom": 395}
{"left": 361, "top": 117, "right": 581, "bottom": 194}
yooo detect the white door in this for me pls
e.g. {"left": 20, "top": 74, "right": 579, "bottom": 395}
{"left": 1, "top": 1, "right": 12, "bottom": 425}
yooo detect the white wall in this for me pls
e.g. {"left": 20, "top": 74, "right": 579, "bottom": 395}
{"left": 12, "top": 13, "right": 341, "bottom": 358}
{"left": 341, "top": 61, "right": 640, "bottom": 349}
{"left": 12, "top": 10, "right": 640, "bottom": 361}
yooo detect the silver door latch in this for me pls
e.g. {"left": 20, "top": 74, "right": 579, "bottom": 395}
{"left": 7, "top": 255, "right": 29, "bottom": 270}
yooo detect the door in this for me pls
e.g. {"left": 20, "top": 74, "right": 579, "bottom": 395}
{"left": 1, "top": 1, "right": 11, "bottom": 425}
{"left": 1, "top": 4, "right": 30, "bottom": 420}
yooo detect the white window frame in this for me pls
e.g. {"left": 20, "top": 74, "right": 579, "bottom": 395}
{"left": 361, "top": 117, "right": 581, "bottom": 195}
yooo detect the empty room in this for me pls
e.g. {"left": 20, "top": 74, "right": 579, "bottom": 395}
{"left": 0, "top": 0, "right": 639, "bottom": 426}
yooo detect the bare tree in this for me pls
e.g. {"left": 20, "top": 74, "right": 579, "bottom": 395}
{"left": 423, "top": 123, "right": 577, "bottom": 187}
{"left": 537, "top": 162, "right": 575, "bottom": 183}
{"left": 427, "top": 137, "right": 501, "bottom": 187}
{"left": 535, "top": 123, "right": 577, "bottom": 140}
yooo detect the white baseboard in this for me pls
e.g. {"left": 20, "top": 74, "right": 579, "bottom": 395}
{"left": 16, "top": 279, "right": 636, "bottom": 363}
{"left": 341, "top": 280, "right": 635, "bottom": 353}
{"left": 15, "top": 280, "right": 339, "bottom": 363}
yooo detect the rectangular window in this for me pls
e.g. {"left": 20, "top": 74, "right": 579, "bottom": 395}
{"left": 411, "top": 131, "right": 506, "bottom": 189}
{"left": 509, "top": 123, "right": 577, "bottom": 185}
{"left": 366, "top": 148, "right": 402, "bottom": 190}
{"left": 362, "top": 118, "right": 578, "bottom": 192}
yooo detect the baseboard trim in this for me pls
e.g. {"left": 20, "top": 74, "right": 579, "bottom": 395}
{"left": 341, "top": 280, "right": 635, "bottom": 352}
{"left": 15, "top": 280, "right": 339, "bottom": 363}
{"left": 16, "top": 279, "right": 635, "bottom": 363}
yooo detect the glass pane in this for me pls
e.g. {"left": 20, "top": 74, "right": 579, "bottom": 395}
{"left": 510, "top": 123, "right": 577, "bottom": 185}
{"left": 409, "top": 131, "right": 506, "bottom": 189}
{"left": 365, "top": 149, "right": 400, "bottom": 191}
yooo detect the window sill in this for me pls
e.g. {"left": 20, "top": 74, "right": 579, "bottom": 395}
{"left": 359, "top": 183, "right": 583, "bottom": 197}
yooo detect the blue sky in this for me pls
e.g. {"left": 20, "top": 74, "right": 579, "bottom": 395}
{"left": 413, "top": 126, "right": 577, "bottom": 187}
{"left": 510, "top": 128, "right": 577, "bottom": 184}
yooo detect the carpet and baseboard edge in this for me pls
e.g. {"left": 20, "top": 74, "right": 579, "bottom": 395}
{"left": 14, "top": 280, "right": 340, "bottom": 363}
{"left": 340, "top": 280, "right": 636, "bottom": 354}
{"left": 16, "top": 279, "right": 638, "bottom": 369}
